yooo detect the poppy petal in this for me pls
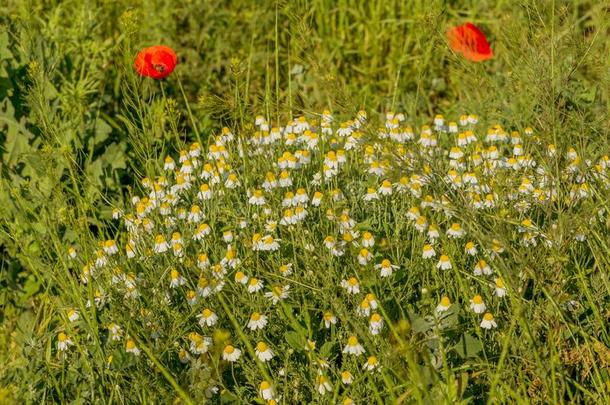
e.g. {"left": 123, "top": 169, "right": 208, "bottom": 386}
{"left": 447, "top": 22, "right": 493, "bottom": 62}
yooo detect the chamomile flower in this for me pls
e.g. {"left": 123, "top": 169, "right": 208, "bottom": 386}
{"left": 265, "top": 285, "right": 290, "bottom": 304}
{"left": 473, "top": 260, "right": 492, "bottom": 276}
{"left": 341, "top": 277, "right": 360, "bottom": 294}
{"left": 357, "top": 297, "right": 372, "bottom": 317}
{"left": 378, "top": 180, "right": 393, "bottom": 195}
{"left": 197, "top": 308, "right": 218, "bottom": 327}
{"left": 154, "top": 234, "right": 169, "bottom": 253}
{"left": 222, "top": 345, "right": 241, "bottom": 362}
{"left": 108, "top": 323, "right": 123, "bottom": 341}
{"left": 278, "top": 263, "right": 293, "bottom": 276}
{"left": 248, "top": 312, "right": 268, "bottom": 330}
{"left": 363, "top": 187, "right": 379, "bottom": 201}
{"left": 261, "top": 235, "right": 280, "bottom": 251}
{"left": 189, "top": 332, "right": 209, "bottom": 354}
{"left": 361, "top": 232, "right": 375, "bottom": 247}
{"left": 357, "top": 248, "right": 373, "bottom": 265}
{"left": 125, "top": 338, "right": 140, "bottom": 356}
{"left": 369, "top": 313, "right": 384, "bottom": 335}
{"left": 406, "top": 206, "right": 421, "bottom": 221}
{"left": 187, "top": 205, "right": 203, "bottom": 223}
{"left": 197, "top": 183, "right": 212, "bottom": 200}
{"left": 259, "top": 381, "right": 274, "bottom": 400}
{"left": 178, "top": 348, "right": 191, "bottom": 363}
{"left": 323, "top": 312, "right": 337, "bottom": 328}
{"left": 255, "top": 342, "right": 275, "bottom": 362}
{"left": 169, "top": 268, "right": 186, "bottom": 288}
{"left": 363, "top": 355, "right": 379, "bottom": 371}
{"left": 186, "top": 290, "right": 198, "bottom": 305}
{"left": 494, "top": 278, "right": 507, "bottom": 297}
{"left": 341, "top": 370, "right": 354, "bottom": 385}
{"left": 422, "top": 244, "right": 436, "bottom": 259}
{"left": 67, "top": 308, "right": 79, "bottom": 322}
{"left": 470, "top": 295, "right": 486, "bottom": 314}
{"left": 224, "top": 173, "right": 240, "bottom": 189}
{"left": 111, "top": 207, "right": 123, "bottom": 219}
{"left": 194, "top": 254, "right": 209, "bottom": 270}
{"left": 375, "top": 259, "right": 398, "bottom": 277}
{"left": 343, "top": 335, "right": 365, "bottom": 356}
{"left": 436, "top": 296, "right": 451, "bottom": 313}
{"left": 414, "top": 216, "right": 428, "bottom": 232}
{"left": 465, "top": 241, "right": 478, "bottom": 256}
{"left": 427, "top": 224, "right": 440, "bottom": 240}
{"left": 446, "top": 223, "right": 465, "bottom": 238}
{"left": 234, "top": 271, "right": 249, "bottom": 284}
{"left": 102, "top": 240, "right": 118, "bottom": 255}
{"left": 306, "top": 374, "right": 330, "bottom": 397}
{"left": 57, "top": 332, "right": 72, "bottom": 351}
{"left": 247, "top": 278, "right": 264, "bottom": 293}
{"left": 436, "top": 255, "right": 452, "bottom": 270}
{"left": 222, "top": 230, "right": 234, "bottom": 243}
{"left": 480, "top": 312, "right": 497, "bottom": 329}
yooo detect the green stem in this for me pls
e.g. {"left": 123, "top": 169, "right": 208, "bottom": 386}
{"left": 176, "top": 75, "right": 201, "bottom": 145}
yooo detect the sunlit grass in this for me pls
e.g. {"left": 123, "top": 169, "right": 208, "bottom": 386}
{"left": 1, "top": 0, "right": 610, "bottom": 403}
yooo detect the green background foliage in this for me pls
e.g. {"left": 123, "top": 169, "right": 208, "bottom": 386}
{"left": 0, "top": 0, "right": 609, "bottom": 403}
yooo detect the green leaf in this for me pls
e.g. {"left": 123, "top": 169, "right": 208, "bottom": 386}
{"left": 454, "top": 333, "right": 483, "bottom": 358}
{"left": 89, "top": 118, "right": 112, "bottom": 149}
{"left": 410, "top": 313, "right": 433, "bottom": 333}
{"left": 220, "top": 391, "right": 239, "bottom": 403}
{"left": 0, "top": 98, "right": 35, "bottom": 167}
{"left": 20, "top": 275, "right": 41, "bottom": 303}
{"left": 285, "top": 330, "right": 306, "bottom": 352}
{"left": 439, "top": 304, "right": 460, "bottom": 329}
{"left": 319, "top": 341, "right": 334, "bottom": 358}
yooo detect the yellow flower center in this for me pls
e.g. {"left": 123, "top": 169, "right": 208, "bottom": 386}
{"left": 256, "top": 342, "right": 268, "bottom": 351}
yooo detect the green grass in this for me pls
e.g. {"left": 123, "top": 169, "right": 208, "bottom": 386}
{"left": 1, "top": 0, "right": 609, "bottom": 403}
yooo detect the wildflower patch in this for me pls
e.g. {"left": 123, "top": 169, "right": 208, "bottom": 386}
{"left": 61, "top": 111, "right": 610, "bottom": 402}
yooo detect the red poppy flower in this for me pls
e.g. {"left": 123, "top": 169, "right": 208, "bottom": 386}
{"left": 447, "top": 22, "right": 493, "bottom": 62}
{"left": 134, "top": 45, "right": 178, "bottom": 79}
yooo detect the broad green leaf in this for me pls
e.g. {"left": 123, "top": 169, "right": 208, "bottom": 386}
{"left": 285, "top": 330, "right": 306, "bottom": 352}
{"left": 319, "top": 341, "right": 334, "bottom": 358}
{"left": 411, "top": 314, "right": 433, "bottom": 333}
{"left": 454, "top": 333, "right": 483, "bottom": 359}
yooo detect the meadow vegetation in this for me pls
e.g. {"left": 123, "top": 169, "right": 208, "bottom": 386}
{"left": 1, "top": 0, "right": 609, "bottom": 403}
